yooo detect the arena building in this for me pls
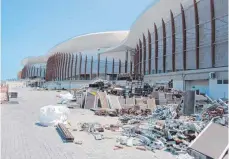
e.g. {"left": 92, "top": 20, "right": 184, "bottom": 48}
{"left": 20, "top": 0, "right": 228, "bottom": 99}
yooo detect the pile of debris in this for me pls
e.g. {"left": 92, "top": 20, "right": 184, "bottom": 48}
{"left": 93, "top": 106, "right": 152, "bottom": 117}
{"left": 77, "top": 122, "right": 105, "bottom": 140}
{"left": 115, "top": 117, "right": 207, "bottom": 155}
{"left": 152, "top": 104, "right": 179, "bottom": 120}
{"left": 201, "top": 103, "right": 226, "bottom": 121}
{"left": 119, "top": 106, "right": 152, "bottom": 116}
{"left": 94, "top": 109, "right": 118, "bottom": 117}
{"left": 119, "top": 115, "right": 151, "bottom": 124}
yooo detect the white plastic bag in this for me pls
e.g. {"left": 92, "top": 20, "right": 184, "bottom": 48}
{"left": 39, "top": 105, "right": 70, "bottom": 126}
{"left": 57, "top": 93, "right": 74, "bottom": 100}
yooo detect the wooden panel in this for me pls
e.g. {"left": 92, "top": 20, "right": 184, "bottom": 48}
{"left": 85, "top": 55, "right": 87, "bottom": 79}
{"left": 63, "top": 53, "right": 68, "bottom": 80}
{"left": 171, "top": 11, "right": 176, "bottom": 72}
{"left": 119, "top": 59, "right": 121, "bottom": 74}
{"left": 162, "top": 19, "right": 166, "bottom": 73}
{"left": 143, "top": 34, "right": 146, "bottom": 74}
{"left": 194, "top": 0, "right": 200, "bottom": 69}
{"left": 136, "top": 45, "right": 140, "bottom": 74}
{"left": 70, "top": 54, "right": 74, "bottom": 80}
{"left": 105, "top": 57, "right": 107, "bottom": 80}
{"left": 74, "top": 54, "right": 78, "bottom": 80}
{"left": 90, "top": 56, "right": 93, "bottom": 80}
{"left": 148, "top": 30, "right": 152, "bottom": 74}
{"left": 210, "top": 0, "right": 215, "bottom": 67}
{"left": 54, "top": 53, "right": 58, "bottom": 80}
{"left": 79, "top": 54, "right": 82, "bottom": 79}
{"left": 61, "top": 54, "right": 65, "bottom": 80}
{"left": 56, "top": 53, "right": 59, "bottom": 80}
{"left": 59, "top": 53, "right": 62, "bottom": 80}
{"left": 139, "top": 40, "right": 142, "bottom": 75}
{"left": 154, "top": 23, "right": 158, "bottom": 74}
{"left": 181, "top": 4, "right": 187, "bottom": 70}
{"left": 67, "top": 54, "right": 71, "bottom": 80}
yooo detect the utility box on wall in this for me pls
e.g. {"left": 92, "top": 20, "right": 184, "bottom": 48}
{"left": 209, "top": 72, "right": 216, "bottom": 79}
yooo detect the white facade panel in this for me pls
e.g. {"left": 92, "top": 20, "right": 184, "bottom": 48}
{"left": 198, "top": 0, "right": 212, "bottom": 69}
{"left": 151, "top": 31, "right": 156, "bottom": 74}
{"left": 174, "top": 13, "right": 183, "bottom": 71}
{"left": 214, "top": 0, "right": 228, "bottom": 67}
{"left": 165, "top": 20, "right": 173, "bottom": 72}
{"left": 157, "top": 26, "right": 163, "bottom": 73}
{"left": 185, "top": 5, "right": 196, "bottom": 70}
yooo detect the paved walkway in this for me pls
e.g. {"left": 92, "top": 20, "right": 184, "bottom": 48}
{"left": 1, "top": 88, "right": 175, "bottom": 159}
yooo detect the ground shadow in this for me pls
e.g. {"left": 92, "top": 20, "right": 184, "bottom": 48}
{"left": 35, "top": 122, "right": 48, "bottom": 127}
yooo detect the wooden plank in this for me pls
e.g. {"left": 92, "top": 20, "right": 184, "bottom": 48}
{"left": 57, "top": 123, "right": 74, "bottom": 142}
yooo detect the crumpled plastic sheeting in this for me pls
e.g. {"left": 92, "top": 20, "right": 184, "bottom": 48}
{"left": 39, "top": 105, "right": 70, "bottom": 126}
{"left": 57, "top": 92, "right": 74, "bottom": 100}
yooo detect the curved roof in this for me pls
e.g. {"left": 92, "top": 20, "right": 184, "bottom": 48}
{"left": 102, "top": 0, "right": 194, "bottom": 53}
{"left": 22, "top": 31, "right": 129, "bottom": 65}
{"left": 47, "top": 31, "right": 129, "bottom": 55}
{"left": 21, "top": 56, "right": 48, "bottom": 66}
{"left": 22, "top": 0, "right": 195, "bottom": 65}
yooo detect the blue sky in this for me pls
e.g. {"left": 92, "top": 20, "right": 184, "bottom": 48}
{"left": 2, "top": 0, "right": 154, "bottom": 80}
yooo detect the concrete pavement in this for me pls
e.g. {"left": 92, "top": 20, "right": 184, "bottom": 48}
{"left": 1, "top": 87, "right": 175, "bottom": 159}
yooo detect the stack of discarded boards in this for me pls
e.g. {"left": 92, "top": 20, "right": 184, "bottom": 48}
{"left": 57, "top": 123, "right": 74, "bottom": 142}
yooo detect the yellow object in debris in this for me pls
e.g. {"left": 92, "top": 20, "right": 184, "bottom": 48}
{"left": 90, "top": 92, "right": 97, "bottom": 96}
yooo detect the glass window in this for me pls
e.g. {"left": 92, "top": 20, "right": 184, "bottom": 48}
{"left": 217, "top": 80, "right": 223, "bottom": 84}
{"left": 223, "top": 80, "right": 228, "bottom": 84}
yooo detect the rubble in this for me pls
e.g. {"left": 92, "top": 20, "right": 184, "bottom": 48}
{"left": 114, "top": 113, "right": 209, "bottom": 154}
{"left": 94, "top": 109, "right": 118, "bottom": 117}
{"left": 57, "top": 80, "right": 228, "bottom": 157}
{"left": 175, "top": 153, "right": 194, "bottom": 159}
{"left": 119, "top": 106, "right": 152, "bottom": 116}
{"left": 74, "top": 140, "right": 83, "bottom": 145}
{"left": 152, "top": 104, "right": 178, "bottom": 120}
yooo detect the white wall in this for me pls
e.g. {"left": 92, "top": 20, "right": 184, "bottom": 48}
{"left": 6, "top": 81, "right": 26, "bottom": 89}
{"left": 44, "top": 80, "right": 91, "bottom": 90}
{"left": 173, "top": 80, "right": 184, "bottom": 91}
{"left": 209, "top": 79, "right": 228, "bottom": 99}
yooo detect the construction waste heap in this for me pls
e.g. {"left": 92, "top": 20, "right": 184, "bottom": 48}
{"left": 41, "top": 78, "right": 228, "bottom": 158}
